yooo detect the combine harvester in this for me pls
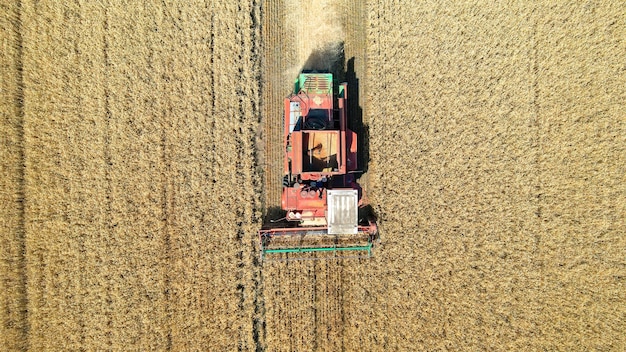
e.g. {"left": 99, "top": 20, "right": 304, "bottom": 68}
{"left": 259, "top": 72, "right": 377, "bottom": 260}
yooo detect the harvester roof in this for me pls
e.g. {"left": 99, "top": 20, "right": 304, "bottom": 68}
{"left": 327, "top": 189, "right": 359, "bottom": 235}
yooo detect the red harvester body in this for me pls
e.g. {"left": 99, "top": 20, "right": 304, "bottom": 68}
{"left": 259, "top": 72, "right": 377, "bottom": 260}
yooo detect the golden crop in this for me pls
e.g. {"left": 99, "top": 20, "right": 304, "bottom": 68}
{"left": 1, "top": 0, "right": 624, "bottom": 351}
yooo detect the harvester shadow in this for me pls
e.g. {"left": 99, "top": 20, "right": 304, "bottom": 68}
{"left": 264, "top": 206, "right": 287, "bottom": 228}
{"left": 344, "top": 57, "right": 369, "bottom": 178}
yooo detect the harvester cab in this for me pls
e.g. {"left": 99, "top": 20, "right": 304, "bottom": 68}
{"left": 259, "top": 73, "right": 377, "bottom": 260}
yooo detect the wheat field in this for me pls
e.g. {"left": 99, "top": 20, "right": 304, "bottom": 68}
{"left": 1, "top": 0, "right": 625, "bottom": 351}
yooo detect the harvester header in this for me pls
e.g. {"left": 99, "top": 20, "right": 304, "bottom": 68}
{"left": 260, "top": 72, "right": 377, "bottom": 260}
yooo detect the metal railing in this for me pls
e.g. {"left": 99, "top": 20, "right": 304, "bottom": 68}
{"left": 259, "top": 226, "right": 375, "bottom": 261}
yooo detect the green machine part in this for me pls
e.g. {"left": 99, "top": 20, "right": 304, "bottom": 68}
{"left": 261, "top": 240, "right": 372, "bottom": 259}
{"left": 294, "top": 73, "right": 334, "bottom": 95}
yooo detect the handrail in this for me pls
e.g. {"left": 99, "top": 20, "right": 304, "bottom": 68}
{"left": 260, "top": 241, "right": 372, "bottom": 261}
{"left": 263, "top": 243, "right": 372, "bottom": 254}
{"left": 258, "top": 226, "right": 375, "bottom": 261}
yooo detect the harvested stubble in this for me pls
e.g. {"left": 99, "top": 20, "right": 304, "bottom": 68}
{"left": 1, "top": 3, "right": 28, "bottom": 350}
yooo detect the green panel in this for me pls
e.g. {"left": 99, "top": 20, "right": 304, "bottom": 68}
{"left": 296, "top": 73, "right": 333, "bottom": 95}
{"left": 262, "top": 243, "right": 372, "bottom": 257}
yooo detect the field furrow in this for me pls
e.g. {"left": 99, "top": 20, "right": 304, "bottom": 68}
{"left": 0, "top": 3, "right": 27, "bottom": 350}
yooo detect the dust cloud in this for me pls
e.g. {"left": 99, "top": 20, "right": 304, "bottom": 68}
{"left": 284, "top": 0, "right": 344, "bottom": 76}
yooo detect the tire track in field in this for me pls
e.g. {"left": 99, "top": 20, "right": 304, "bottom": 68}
{"left": 66, "top": 5, "right": 86, "bottom": 347}
{"left": 247, "top": 2, "right": 267, "bottom": 351}
{"left": 14, "top": 5, "right": 28, "bottom": 347}
{"left": 204, "top": 1, "right": 258, "bottom": 347}
{"left": 159, "top": 2, "right": 260, "bottom": 349}
{"left": 0, "top": 1, "right": 28, "bottom": 349}
{"left": 101, "top": 3, "right": 114, "bottom": 349}
{"left": 156, "top": 1, "right": 173, "bottom": 347}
